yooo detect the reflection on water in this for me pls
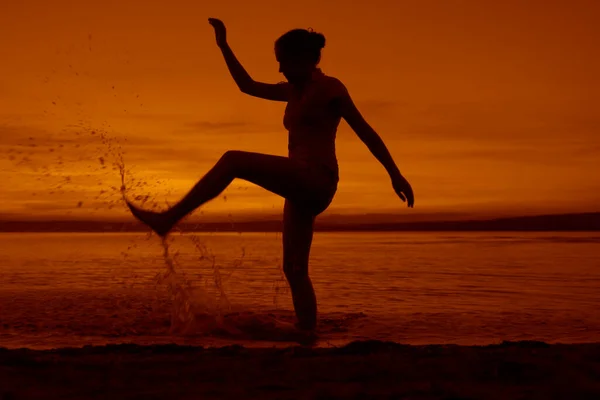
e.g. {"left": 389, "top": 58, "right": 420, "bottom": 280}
{"left": 0, "top": 231, "right": 599, "bottom": 349}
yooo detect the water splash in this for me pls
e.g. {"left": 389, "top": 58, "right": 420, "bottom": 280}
{"left": 112, "top": 141, "right": 246, "bottom": 335}
{"left": 155, "top": 233, "right": 243, "bottom": 335}
{"left": 1, "top": 46, "right": 295, "bottom": 339}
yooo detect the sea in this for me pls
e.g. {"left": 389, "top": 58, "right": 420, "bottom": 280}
{"left": 1, "top": 231, "right": 599, "bottom": 349}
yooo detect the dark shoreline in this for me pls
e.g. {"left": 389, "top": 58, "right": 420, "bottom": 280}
{"left": 2, "top": 340, "right": 599, "bottom": 399}
{"left": 1, "top": 211, "right": 600, "bottom": 233}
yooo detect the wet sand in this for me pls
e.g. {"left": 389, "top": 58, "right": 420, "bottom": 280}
{"left": 1, "top": 340, "right": 599, "bottom": 399}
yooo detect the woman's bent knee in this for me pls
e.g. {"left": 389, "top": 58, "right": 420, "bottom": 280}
{"left": 218, "top": 150, "right": 248, "bottom": 174}
{"left": 220, "top": 150, "right": 242, "bottom": 163}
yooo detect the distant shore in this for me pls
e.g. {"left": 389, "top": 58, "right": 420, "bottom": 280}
{"left": 1, "top": 340, "right": 599, "bottom": 399}
{"left": 1, "top": 212, "right": 599, "bottom": 232}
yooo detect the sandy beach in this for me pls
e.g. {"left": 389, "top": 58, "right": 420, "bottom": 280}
{"left": 1, "top": 340, "right": 599, "bottom": 399}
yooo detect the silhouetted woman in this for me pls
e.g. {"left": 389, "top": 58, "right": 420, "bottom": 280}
{"left": 126, "top": 18, "right": 414, "bottom": 331}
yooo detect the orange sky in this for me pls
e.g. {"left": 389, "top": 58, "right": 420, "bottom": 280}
{"left": 1, "top": 0, "right": 599, "bottom": 221}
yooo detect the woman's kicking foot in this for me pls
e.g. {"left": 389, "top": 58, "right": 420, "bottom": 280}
{"left": 125, "top": 201, "right": 173, "bottom": 237}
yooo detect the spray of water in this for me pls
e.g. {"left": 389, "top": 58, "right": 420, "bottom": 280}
{"left": 113, "top": 142, "right": 247, "bottom": 336}
{"left": 153, "top": 232, "right": 245, "bottom": 336}
{"left": 2, "top": 40, "right": 294, "bottom": 339}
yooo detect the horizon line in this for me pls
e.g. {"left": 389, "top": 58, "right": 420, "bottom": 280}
{"left": 1, "top": 212, "right": 599, "bottom": 233}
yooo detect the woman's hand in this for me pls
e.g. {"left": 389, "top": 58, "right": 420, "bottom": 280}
{"left": 208, "top": 18, "right": 227, "bottom": 48}
{"left": 392, "top": 173, "right": 414, "bottom": 208}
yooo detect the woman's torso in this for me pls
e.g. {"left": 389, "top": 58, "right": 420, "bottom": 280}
{"left": 283, "top": 69, "right": 346, "bottom": 179}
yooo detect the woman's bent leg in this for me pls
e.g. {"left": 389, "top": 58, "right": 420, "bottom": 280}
{"left": 126, "top": 150, "right": 331, "bottom": 236}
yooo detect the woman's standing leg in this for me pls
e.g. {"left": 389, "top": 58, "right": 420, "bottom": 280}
{"left": 282, "top": 199, "right": 318, "bottom": 330}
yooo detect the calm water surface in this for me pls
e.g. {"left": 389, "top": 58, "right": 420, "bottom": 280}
{"left": 0, "top": 231, "right": 599, "bottom": 349}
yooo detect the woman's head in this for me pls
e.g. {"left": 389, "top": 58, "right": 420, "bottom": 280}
{"left": 275, "top": 28, "right": 325, "bottom": 83}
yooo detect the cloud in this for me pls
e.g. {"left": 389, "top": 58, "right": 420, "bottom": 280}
{"left": 354, "top": 99, "right": 401, "bottom": 116}
{"left": 388, "top": 101, "right": 600, "bottom": 147}
{"left": 181, "top": 119, "right": 280, "bottom": 136}
{"left": 0, "top": 123, "right": 131, "bottom": 147}
{"left": 185, "top": 120, "right": 251, "bottom": 131}
{"left": 0, "top": 121, "right": 215, "bottom": 158}
{"left": 115, "top": 112, "right": 195, "bottom": 122}
{"left": 122, "top": 144, "right": 218, "bottom": 167}
{"left": 0, "top": 124, "right": 53, "bottom": 144}
{"left": 424, "top": 146, "right": 571, "bottom": 166}
{"left": 574, "top": 144, "right": 600, "bottom": 157}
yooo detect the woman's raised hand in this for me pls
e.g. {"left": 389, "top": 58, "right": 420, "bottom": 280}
{"left": 208, "top": 18, "right": 227, "bottom": 48}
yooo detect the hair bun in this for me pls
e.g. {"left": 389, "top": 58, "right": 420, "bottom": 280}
{"left": 275, "top": 28, "right": 326, "bottom": 64}
{"left": 309, "top": 31, "right": 326, "bottom": 49}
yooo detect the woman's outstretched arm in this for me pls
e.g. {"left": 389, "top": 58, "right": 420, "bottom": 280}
{"left": 209, "top": 18, "right": 288, "bottom": 102}
{"left": 337, "top": 84, "right": 415, "bottom": 207}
